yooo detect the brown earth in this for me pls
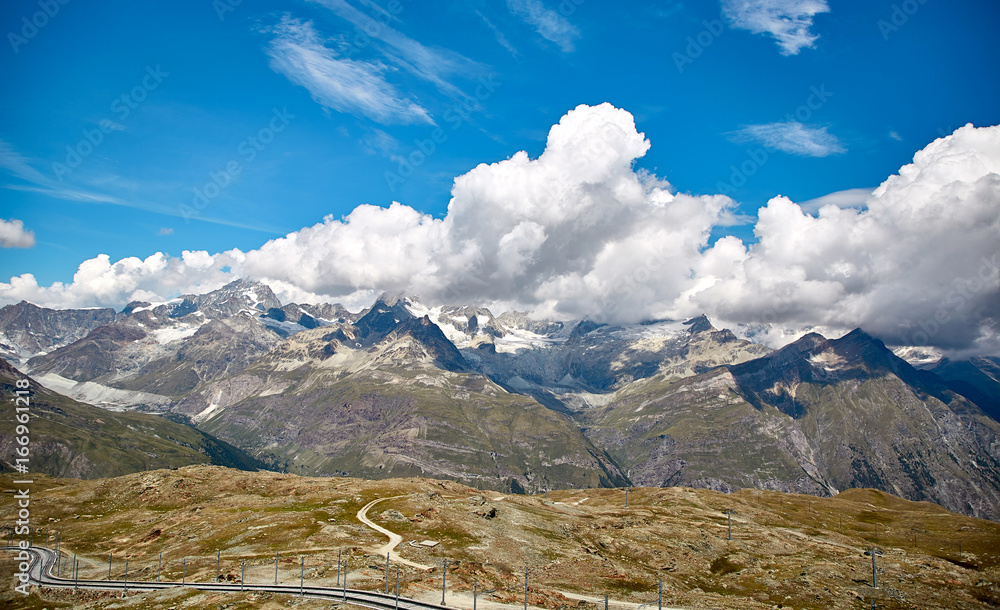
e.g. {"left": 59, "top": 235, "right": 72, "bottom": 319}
{"left": 2, "top": 466, "right": 999, "bottom": 609}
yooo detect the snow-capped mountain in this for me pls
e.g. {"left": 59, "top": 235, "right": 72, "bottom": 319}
{"left": 5, "top": 280, "right": 1000, "bottom": 518}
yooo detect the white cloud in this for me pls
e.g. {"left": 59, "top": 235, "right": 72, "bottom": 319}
{"left": 310, "top": 0, "right": 484, "bottom": 100}
{"left": 721, "top": 0, "right": 830, "bottom": 55}
{"left": 265, "top": 16, "right": 433, "bottom": 125}
{"left": 733, "top": 121, "right": 845, "bottom": 157}
{"left": 478, "top": 10, "right": 520, "bottom": 57}
{"left": 507, "top": 0, "right": 580, "bottom": 53}
{"left": 0, "top": 138, "right": 49, "bottom": 184}
{"left": 4, "top": 110, "right": 999, "bottom": 356}
{"left": 798, "top": 187, "right": 875, "bottom": 215}
{"left": 0, "top": 219, "right": 35, "bottom": 249}
{"left": 691, "top": 123, "right": 1000, "bottom": 354}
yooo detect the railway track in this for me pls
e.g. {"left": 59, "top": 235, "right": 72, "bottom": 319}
{"left": 9, "top": 546, "right": 452, "bottom": 610}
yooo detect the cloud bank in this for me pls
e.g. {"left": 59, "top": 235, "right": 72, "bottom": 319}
{"left": 3, "top": 104, "right": 998, "bottom": 354}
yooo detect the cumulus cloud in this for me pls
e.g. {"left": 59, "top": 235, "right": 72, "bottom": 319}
{"left": 265, "top": 16, "right": 433, "bottom": 125}
{"left": 691, "top": 123, "right": 1000, "bottom": 354}
{"left": 721, "top": 0, "right": 830, "bottom": 55}
{"left": 3, "top": 107, "right": 998, "bottom": 355}
{"left": 733, "top": 121, "right": 845, "bottom": 157}
{"left": 507, "top": 0, "right": 581, "bottom": 52}
{"left": 0, "top": 219, "right": 35, "bottom": 249}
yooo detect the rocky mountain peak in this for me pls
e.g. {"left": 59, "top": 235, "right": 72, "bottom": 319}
{"left": 170, "top": 279, "right": 282, "bottom": 319}
{"left": 682, "top": 314, "right": 715, "bottom": 333}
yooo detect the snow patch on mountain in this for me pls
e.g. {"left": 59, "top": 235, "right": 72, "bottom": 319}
{"left": 150, "top": 322, "right": 206, "bottom": 344}
{"left": 34, "top": 372, "right": 172, "bottom": 411}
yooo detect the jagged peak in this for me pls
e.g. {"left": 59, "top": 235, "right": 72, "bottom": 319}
{"left": 682, "top": 314, "right": 716, "bottom": 333}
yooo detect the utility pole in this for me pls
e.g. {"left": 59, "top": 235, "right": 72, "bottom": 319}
{"left": 182, "top": 557, "right": 186, "bottom": 584}
{"left": 275, "top": 551, "right": 279, "bottom": 585}
{"left": 396, "top": 567, "right": 400, "bottom": 610}
{"left": 157, "top": 552, "right": 162, "bottom": 582}
{"left": 724, "top": 510, "right": 734, "bottom": 540}
{"left": 442, "top": 559, "right": 447, "bottom": 605}
{"left": 73, "top": 555, "right": 78, "bottom": 590}
{"left": 108, "top": 552, "right": 112, "bottom": 580}
{"left": 474, "top": 579, "right": 478, "bottom": 610}
{"left": 386, "top": 553, "right": 390, "bottom": 593}
{"left": 865, "top": 547, "right": 883, "bottom": 588}
{"left": 300, "top": 556, "right": 304, "bottom": 597}
{"left": 658, "top": 579, "right": 662, "bottom": 610}
{"left": 337, "top": 549, "right": 342, "bottom": 586}
{"left": 216, "top": 551, "right": 220, "bottom": 582}
{"left": 124, "top": 559, "right": 129, "bottom": 592}
{"left": 626, "top": 487, "right": 630, "bottom": 508}
{"left": 241, "top": 559, "right": 245, "bottom": 592}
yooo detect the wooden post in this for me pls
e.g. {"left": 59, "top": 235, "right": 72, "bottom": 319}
{"left": 524, "top": 566, "right": 528, "bottom": 610}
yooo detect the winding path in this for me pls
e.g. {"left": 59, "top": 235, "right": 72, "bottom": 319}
{"left": 357, "top": 496, "right": 434, "bottom": 571}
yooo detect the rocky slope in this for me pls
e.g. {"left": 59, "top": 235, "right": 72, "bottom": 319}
{"left": 21, "top": 280, "right": 334, "bottom": 408}
{"left": 173, "top": 297, "right": 628, "bottom": 492}
{"left": 925, "top": 355, "right": 1000, "bottom": 421}
{"left": 0, "top": 359, "right": 262, "bottom": 478}
{"left": 0, "top": 300, "right": 116, "bottom": 364}
{"left": 583, "top": 329, "right": 1000, "bottom": 520}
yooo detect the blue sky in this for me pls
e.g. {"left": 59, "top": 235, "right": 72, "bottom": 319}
{"left": 1, "top": 1, "right": 1000, "bottom": 352}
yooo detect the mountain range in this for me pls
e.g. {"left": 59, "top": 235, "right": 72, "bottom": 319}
{"left": 2, "top": 279, "right": 999, "bottom": 520}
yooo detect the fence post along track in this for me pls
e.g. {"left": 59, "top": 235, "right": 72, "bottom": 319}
{"left": 865, "top": 547, "right": 883, "bottom": 588}
{"left": 442, "top": 558, "right": 447, "bottom": 605}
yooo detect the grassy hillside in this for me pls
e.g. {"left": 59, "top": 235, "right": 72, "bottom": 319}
{"left": 2, "top": 466, "right": 997, "bottom": 609}
{"left": 0, "top": 361, "right": 264, "bottom": 478}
